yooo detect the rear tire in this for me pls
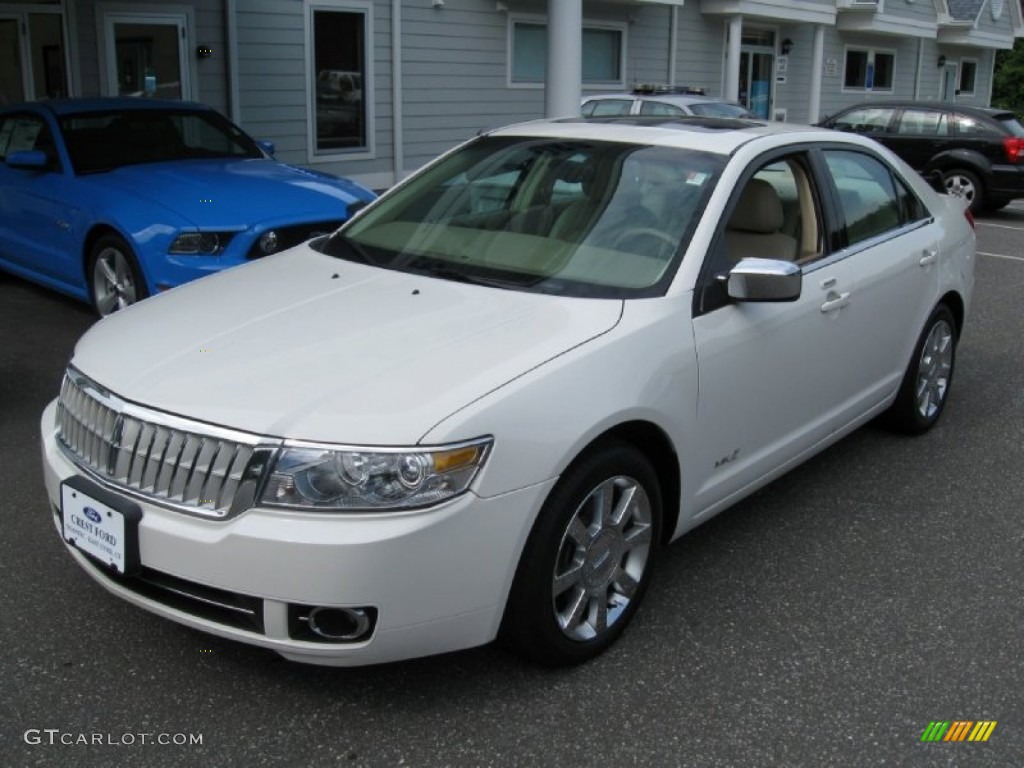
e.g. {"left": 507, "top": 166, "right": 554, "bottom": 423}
{"left": 500, "top": 440, "right": 662, "bottom": 666}
{"left": 88, "top": 234, "right": 147, "bottom": 317}
{"left": 883, "top": 304, "right": 957, "bottom": 435}
{"left": 943, "top": 168, "right": 984, "bottom": 215}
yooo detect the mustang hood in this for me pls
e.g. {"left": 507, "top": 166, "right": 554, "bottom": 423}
{"left": 87, "top": 159, "right": 371, "bottom": 225}
{"left": 71, "top": 247, "right": 622, "bottom": 445}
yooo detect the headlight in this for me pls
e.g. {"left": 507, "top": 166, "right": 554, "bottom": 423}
{"left": 261, "top": 438, "right": 492, "bottom": 511}
{"left": 169, "top": 232, "right": 232, "bottom": 255}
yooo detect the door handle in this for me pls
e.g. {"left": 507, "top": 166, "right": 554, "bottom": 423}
{"left": 919, "top": 248, "right": 938, "bottom": 266}
{"left": 820, "top": 291, "right": 851, "bottom": 313}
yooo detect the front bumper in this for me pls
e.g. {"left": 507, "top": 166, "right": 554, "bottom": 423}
{"left": 41, "top": 400, "right": 552, "bottom": 666}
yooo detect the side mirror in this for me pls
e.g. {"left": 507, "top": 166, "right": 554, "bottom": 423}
{"left": 6, "top": 150, "right": 49, "bottom": 171}
{"left": 257, "top": 140, "right": 276, "bottom": 157}
{"left": 727, "top": 258, "right": 802, "bottom": 302}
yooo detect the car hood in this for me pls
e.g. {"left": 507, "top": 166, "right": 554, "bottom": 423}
{"left": 85, "top": 159, "right": 371, "bottom": 226}
{"left": 71, "top": 247, "right": 622, "bottom": 445}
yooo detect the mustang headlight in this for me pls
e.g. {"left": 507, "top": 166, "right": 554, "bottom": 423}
{"left": 169, "top": 232, "right": 232, "bottom": 255}
{"left": 261, "top": 438, "right": 492, "bottom": 511}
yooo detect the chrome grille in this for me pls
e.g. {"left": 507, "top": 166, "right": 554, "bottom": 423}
{"left": 56, "top": 369, "right": 267, "bottom": 518}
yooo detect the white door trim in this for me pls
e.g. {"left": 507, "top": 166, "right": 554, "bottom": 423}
{"left": 96, "top": 4, "right": 195, "bottom": 100}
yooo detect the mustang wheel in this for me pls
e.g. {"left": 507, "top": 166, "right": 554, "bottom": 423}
{"left": 885, "top": 304, "right": 957, "bottom": 434}
{"left": 501, "top": 440, "right": 661, "bottom": 666}
{"left": 89, "top": 235, "right": 147, "bottom": 317}
{"left": 943, "top": 168, "right": 984, "bottom": 215}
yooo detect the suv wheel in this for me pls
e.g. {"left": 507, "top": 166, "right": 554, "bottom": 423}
{"left": 943, "top": 168, "right": 984, "bottom": 214}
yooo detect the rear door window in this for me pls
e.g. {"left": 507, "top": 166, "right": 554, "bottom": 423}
{"left": 638, "top": 101, "right": 685, "bottom": 117}
{"left": 896, "top": 109, "right": 949, "bottom": 136}
{"left": 583, "top": 99, "right": 633, "bottom": 117}
{"left": 823, "top": 151, "right": 904, "bottom": 246}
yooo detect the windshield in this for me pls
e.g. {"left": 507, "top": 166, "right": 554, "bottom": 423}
{"left": 60, "top": 109, "right": 263, "bottom": 174}
{"left": 319, "top": 136, "right": 723, "bottom": 298}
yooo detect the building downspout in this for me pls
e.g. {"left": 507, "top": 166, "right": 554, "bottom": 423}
{"left": 914, "top": 37, "right": 923, "bottom": 100}
{"left": 225, "top": 0, "right": 241, "bottom": 123}
{"left": 724, "top": 16, "right": 742, "bottom": 102}
{"left": 808, "top": 24, "right": 824, "bottom": 123}
{"left": 668, "top": 5, "right": 679, "bottom": 86}
{"left": 392, "top": 0, "right": 404, "bottom": 185}
{"left": 545, "top": 0, "right": 582, "bottom": 117}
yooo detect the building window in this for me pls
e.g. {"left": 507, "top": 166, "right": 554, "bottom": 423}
{"left": 510, "top": 19, "right": 625, "bottom": 87}
{"left": 843, "top": 48, "right": 895, "bottom": 92}
{"left": 959, "top": 60, "right": 977, "bottom": 95}
{"left": 308, "top": 2, "right": 371, "bottom": 156}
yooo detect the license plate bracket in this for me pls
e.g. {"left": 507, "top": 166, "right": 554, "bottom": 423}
{"left": 60, "top": 476, "right": 142, "bottom": 576}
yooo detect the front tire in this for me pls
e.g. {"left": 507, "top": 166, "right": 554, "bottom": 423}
{"left": 884, "top": 304, "right": 957, "bottom": 434}
{"left": 500, "top": 440, "right": 662, "bottom": 666}
{"left": 89, "top": 234, "right": 147, "bottom": 317}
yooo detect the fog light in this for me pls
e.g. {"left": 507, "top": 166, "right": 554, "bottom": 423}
{"left": 258, "top": 230, "right": 279, "bottom": 254}
{"left": 306, "top": 607, "right": 372, "bottom": 641}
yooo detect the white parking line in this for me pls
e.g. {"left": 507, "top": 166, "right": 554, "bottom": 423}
{"left": 978, "top": 251, "right": 1024, "bottom": 262}
{"left": 976, "top": 221, "right": 1024, "bottom": 232}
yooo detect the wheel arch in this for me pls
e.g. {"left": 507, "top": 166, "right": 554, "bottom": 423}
{"left": 82, "top": 224, "right": 126, "bottom": 279}
{"left": 925, "top": 149, "right": 991, "bottom": 176}
{"left": 938, "top": 290, "right": 965, "bottom": 340}
{"left": 573, "top": 420, "right": 682, "bottom": 546}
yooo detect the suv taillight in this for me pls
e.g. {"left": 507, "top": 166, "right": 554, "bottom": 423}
{"left": 1002, "top": 137, "right": 1024, "bottom": 164}
{"left": 965, "top": 207, "right": 975, "bottom": 230}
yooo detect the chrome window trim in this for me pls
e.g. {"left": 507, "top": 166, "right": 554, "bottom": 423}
{"left": 801, "top": 217, "right": 935, "bottom": 275}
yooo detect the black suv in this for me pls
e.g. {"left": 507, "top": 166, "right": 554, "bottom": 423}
{"left": 819, "top": 101, "right": 1024, "bottom": 213}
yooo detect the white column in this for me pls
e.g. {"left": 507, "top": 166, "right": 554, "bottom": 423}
{"left": 725, "top": 15, "right": 742, "bottom": 102}
{"left": 807, "top": 24, "right": 825, "bottom": 124}
{"left": 545, "top": 0, "right": 582, "bottom": 118}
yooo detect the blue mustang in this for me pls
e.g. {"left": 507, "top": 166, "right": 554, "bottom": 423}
{"left": 0, "top": 98, "right": 376, "bottom": 315}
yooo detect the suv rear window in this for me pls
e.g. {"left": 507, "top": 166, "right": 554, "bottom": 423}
{"left": 995, "top": 114, "right": 1024, "bottom": 137}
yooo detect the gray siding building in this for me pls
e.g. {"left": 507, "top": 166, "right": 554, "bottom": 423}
{"left": 1, "top": 0, "right": 1021, "bottom": 188}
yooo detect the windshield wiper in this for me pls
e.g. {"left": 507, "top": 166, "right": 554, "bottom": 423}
{"left": 326, "top": 233, "right": 377, "bottom": 266}
{"left": 414, "top": 262, "right": 541, "bottom": 290}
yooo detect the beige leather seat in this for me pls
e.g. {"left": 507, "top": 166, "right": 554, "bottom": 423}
{"left": 724, "top": 179, "right": 798, "bottom": 262}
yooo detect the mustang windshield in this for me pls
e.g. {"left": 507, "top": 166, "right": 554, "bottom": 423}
{"left": 320, "top": 136, "right": 723, "bottom": 298}
{"left": 61, "top": 110, "right": 263, "bottom": 174}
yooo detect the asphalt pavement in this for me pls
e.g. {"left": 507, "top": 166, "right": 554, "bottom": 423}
{"left": 1, "top": 208, "right": 1022, "bottom": 768}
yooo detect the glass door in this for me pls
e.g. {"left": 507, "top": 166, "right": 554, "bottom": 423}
{"left": 103, "top": 13, "right": 190, "bottom": 99}
{"left": 941, "top": 64, "right": 958, "bottom": 102}
{"left": 0, "top": 12, "right": 67, "bottom": 103}
{"left": 739, "top": 51, "right": 774, "bottom": 119}
{"left": 0, "top": 17, "right": 27, "bottom": 104}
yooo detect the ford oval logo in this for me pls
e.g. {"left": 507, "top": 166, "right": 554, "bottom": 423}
{"left": 83, "top": 507, "right": 102, "bottom": 524}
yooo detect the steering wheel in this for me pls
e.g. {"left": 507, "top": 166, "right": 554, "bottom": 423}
{"left": 611, "top": 227, "right": 679, "bottom": 259}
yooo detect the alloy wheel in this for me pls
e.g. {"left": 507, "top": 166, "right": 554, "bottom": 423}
{"left": 552, "top": 475, "right": 653, "bottom": 641}
{"left": 915, "top": 319, "right": 954, "bottom": 420}
{"left": 92, "top": 247, "right": 139, "bottom": 316}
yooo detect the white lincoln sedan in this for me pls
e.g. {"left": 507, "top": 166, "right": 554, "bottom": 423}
{"left": 41, "top": 117, "right": 975, "bottom": 667}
